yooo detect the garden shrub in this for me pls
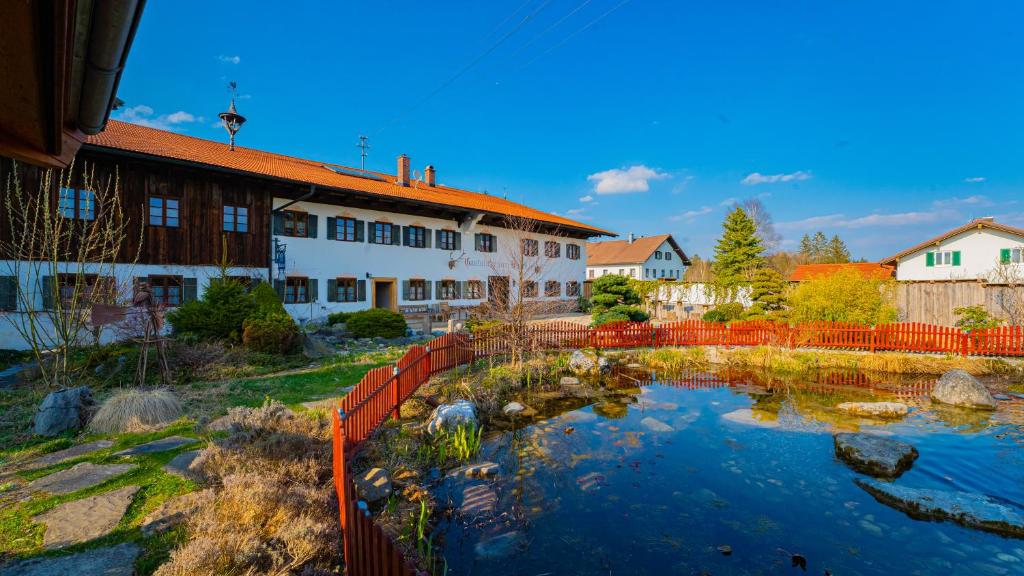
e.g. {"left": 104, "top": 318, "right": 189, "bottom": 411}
{"left": 702, "top": 302, "right": 744, "bottom": 323}
{"left": 346, "top": 308, "right": 408, "bottom": 339}
{"left": 250, "top": 281, "right": 287, "bottom": 317}
{"left": 167, "top": 277, "right": 256, "bottom": 342}
{"left": 954, "top": 305, "right": 1003, "bottom": 331}
{"left": 242, "top": 313, "right": 301, "bottom": 354}
{"left": 88, "top": 388, "right": 183, "bottom": 433}
{"left": 788, "top": 268, "right": 897, "bottom": 324}
{"left": 327, "top": 311, "right": 351, "bottom": 325}
{"left": 589, "top": 274, "right": 642, "bottom": 313}
{"left": 592, "top": 310, "right": 631, "bottom": 327}
{"left": 466, "top": 317, "right": 504, "bottom": 334}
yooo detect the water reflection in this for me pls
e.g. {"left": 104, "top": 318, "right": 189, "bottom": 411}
{"left": 437, "top": 366, "right": 1024, "bottom": 575}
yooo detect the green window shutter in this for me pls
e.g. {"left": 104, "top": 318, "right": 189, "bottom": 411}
{"left": 327, "top": 279, "right": 337, "bottom": 302}
{"left": 925, "top": 252, "right": 935, "bottom": 267}
{"left": 1000, "top": 248, "right": 1011, "bottom": 264}
{"left": 402, "top": 226, "right": 410, "bottom": 247}
{"left": 307, "top": 215, "right": 318, "bottom": 239}
{"left": 424, "top": 280, "right": 433, "bottom": 300}
{"left": 474, "top": 233, "right": 482, "bottom": 251}
{"left": 424, "top": 228, "right": 432, "bottom": 248}
{"left": 41, "top": 275, "right": 55, "bottom": 310}
{"left": 454, "top": 232, "right": 462, "bottom": 251}
{"left": 434, "top": 229, "right": 442, "bottom": 249}
{"left": 355, "top": 220, "right": 365, "bottom": 242}
{"left": 182, "top": 277, "right": 198, "bottom": 304}
{"left": 356, "top": 280, "right": 366, "bottom": 302}
{"left": 272, "top": 212, "right": 284, "bottom": 235}
{"left": 307, "top": 279, "right": 318, "bottom": 302}
{"left": 326, "top": 217, "right": 337, "bottom": 240}
{"left": 273, "top": 279, "right": 285, "bottom": 301}
{"left": 402, "top": 280, "right": 410, "bottom": 300}
{"left": 952, "top": 251, "right": 961, "bottom": 266}
{"left": 391, "top": 224, "right": 402, "bottom": 246}
{"left": 454, "top": 281, "right": 462, "bottom": 299}
{"left": 0, "top": 276, "right": 17, "bottom": 311}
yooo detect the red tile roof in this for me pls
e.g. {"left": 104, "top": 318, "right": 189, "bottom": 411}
{"left": 586, "top": 234, "right": 689, "bottom": 266}
{"left": 85, "top": 121, "right": 613, "bottom": 236}
{"left": 880, "top": 218, "right": 1024, "bottom": 264}
{"left": 789, "top": 262, "right": 895, "bottom": 282}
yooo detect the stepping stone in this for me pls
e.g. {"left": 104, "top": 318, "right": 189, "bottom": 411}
{"left": 447, "top": 462, "right": 499, "bottom": 479}
{"left": 163, "top": 450, "right": 202, "bottom": 482}
{"left": 0, "top": 541, "right": 140, "bottom": 576}
{"left": 22, "top": 440, "right": 115, "bottom": 471}
{"left": 460, "top": 483, "right": 497, "bottom": 516}
{"left": 834, "top": 433, "right": 918, "bottom": 479}
{"left": 993, "top": 394, "right": 1012, "bottom": 401}
{"left": 141, "top": 489, "right": 212, "bottom": 536}
{"left": 641, "top": 416, "right": 674, "bottom": 433}
{"left": 34, "top": 485, "right": 139, "bottom": 549}
{"left": 115, "top": 435, "right": 197, "bottom": 456}
{"left": 26, "top": 462, "right": 136, "bottom": 495}
{"left": 353, "top": 467, "right": 391, "bottom": 503}
{"left": 836, "top": 402, "right": 909, "bottom": 418}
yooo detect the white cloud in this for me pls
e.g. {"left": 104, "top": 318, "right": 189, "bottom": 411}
{"left": 932, "top": 195, "right": 992, "bottom": 208}
{"left": 670, "top": 206, "right": 713, "bottom": 222}
{"left": 218, "top": 55, "right": 241, "bottom": 64}
{"left": 719, "top": 197, "right": 738, "bottom": 207}
{"left": 566, "top": 207, "right": 586, "bottom": 216}
{"left": 741, "top": 170, "right": 812, "bottom": 185}
{"left": 587, "top": 165, "right": 670, "bottom": 194}
{"left": 115, "top": 105, "right": 200, "bottom": 132}
{"left": 963, "top": 176, "right": 986, "bottom": 183}
{"left": 579, "top": 195, "right": 594, "bottom": 203}
{"left": 778, "top": 209, "right": 948, "bottom": 232}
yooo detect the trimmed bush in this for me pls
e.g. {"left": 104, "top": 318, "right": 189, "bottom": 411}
{"left": 167, "top": 277, "right": 256, "bottom": 342}
{"left": 242, "top": 313, "right": 301, "bottom": 354}
{"left": 251, "top": 281, "right": 287, "bottom": 317}
{"left": 346, "top": 309, "right": 408, "bottom": 339}
{"left": 702, "top": 302, "right": 744, "bottom": 323}
{"left": 327, "top": 311, "right": 351, "bottom": 325}
{"left": 88, "top": 388, "right": 183, "bottom": 433}
{"left": 592, "top": 311, "right": 631, "bottom": 327}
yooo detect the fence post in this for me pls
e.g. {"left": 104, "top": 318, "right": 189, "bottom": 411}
{"left": 335, "top": 408, "right": 353, "bottom": 569}
{"left": 391, "top": 365, "right": 401, "bottom": 420}
{"left": 870, "top": 325, "right": 876, "bottom": 353}
{"left": 424, "top": 345, "right": 432, "bottom": 376}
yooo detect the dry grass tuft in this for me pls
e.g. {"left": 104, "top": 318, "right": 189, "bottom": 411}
{"left": 88, "top": 388, "right": 183, "bottom": 433}
{"left": 157, "top": 400, "right": 337, "bottom": 575}
{"left": 718, "top": 346, "right": 1003, "bottom": 375}
{"left": 636, "top": 347, "right": 708, "bottom": 371}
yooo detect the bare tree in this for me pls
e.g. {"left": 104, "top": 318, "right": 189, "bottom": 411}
{"left": 473, "top": 215, "right": 574, "bottom": 365}
{"left": 0, "top": 161, "right": 141, "bottom": 388}
{"left": 737, "top": 197, "right": 782, "bottom": 253}
{"left": 986, "top": 256, "right": 1024, "bottom": 325}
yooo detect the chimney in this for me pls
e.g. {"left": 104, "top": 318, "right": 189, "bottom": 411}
{"left": 424, "top": 165, "right": 436, "bottom": 187}
{"left": 397, "top": 154, "right": 410, "bottom": 186}
{"left": 628, "top": 232, "right": 634, "bottom": 244}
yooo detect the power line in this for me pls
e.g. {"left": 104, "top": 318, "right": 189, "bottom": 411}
{"left": 482, "top": 0, "right": 538, "bottom": 41}
{"left": 377, "top": 0, "right": 555, "bottom": 134}
{"left": 521, "top": 0, "right": 634, "bottom": 69}
{"left": 512, "top": 0, "right": 596, "bottom": 55}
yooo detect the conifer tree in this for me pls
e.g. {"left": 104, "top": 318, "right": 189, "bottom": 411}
{"left": 811, "top": 231, "right": 828, "bottom": 262}
{"left": 747, "top": 267, "right": 788, "bottom": 318}
{"left": 798, "top": 234, "right": 815, "bottom": 261}
{"left": 712, "top": 206, "right": 764, "bottom": 288}
{"left": 826, "top": 234, "right": 851, "bottom": 264}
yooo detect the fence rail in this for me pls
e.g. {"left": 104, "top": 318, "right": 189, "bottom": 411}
{"left": 332, "top": 319, "right": 1024, "bottom": 575}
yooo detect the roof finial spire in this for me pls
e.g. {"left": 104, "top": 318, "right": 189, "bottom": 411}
{"left": 218, "top": 81, "right": 246, "bottom": 151}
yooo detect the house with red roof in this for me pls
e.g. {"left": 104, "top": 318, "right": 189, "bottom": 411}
{"left": 879, "top": 217, "right": 1024, "bottom": 282}
{"left": 586, "top": 234, "right": 690, "bottom": 281}
{"left": 788, "top": 262, "right": 894, "bottom": 283}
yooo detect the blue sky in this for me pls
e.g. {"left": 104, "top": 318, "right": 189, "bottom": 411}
{"left": 113, "top": 1, "right": 1024, "bottom": 260}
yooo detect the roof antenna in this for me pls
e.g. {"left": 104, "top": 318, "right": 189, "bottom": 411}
{"left": 218, "top": 81, "right": 246, "bottom": 151}
{"left": 356, "top": 135, "right": 370, "bottom": 170}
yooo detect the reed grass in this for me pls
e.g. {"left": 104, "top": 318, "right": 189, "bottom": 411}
{"left": 88, "top": 387, "right": 183, "bottom": 433}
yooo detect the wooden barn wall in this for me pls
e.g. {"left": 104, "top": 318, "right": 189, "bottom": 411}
{"left": 894, "top": 282, "right": 1024, "bottom": 326}
{"left": 0, "top": 152, "right": 275, "bottom": 268}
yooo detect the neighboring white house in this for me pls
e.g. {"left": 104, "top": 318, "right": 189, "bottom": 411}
{"left": 880, "top": 217, "right": 1024, "bottom": 282}
{"left": 585, "top": 234, "right": 689, "bottom": 281}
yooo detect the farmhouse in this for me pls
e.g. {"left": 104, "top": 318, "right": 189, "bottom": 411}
{"left": 586, "top": 233, "right": 689, "bottom": 281}
{"left": 0, "top": 117, "right": 611, "bottom": 348}
{"left": 881, "top": 217, "right": 1024, "bottom": 282}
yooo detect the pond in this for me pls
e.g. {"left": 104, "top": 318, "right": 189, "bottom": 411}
{"left": 434, "top": 367, "right": 1024, "bottom": 575}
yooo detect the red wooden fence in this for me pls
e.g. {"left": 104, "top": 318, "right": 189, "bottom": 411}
{"left": 331, "top": 319, "right": 1024, "bottom": 575}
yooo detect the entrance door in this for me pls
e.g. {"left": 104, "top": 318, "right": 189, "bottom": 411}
{"left": 487, "top": 275, "right": 510, "bottom": 310}
{"left": 372, "top": 278, "right": 397, "bottom": 311}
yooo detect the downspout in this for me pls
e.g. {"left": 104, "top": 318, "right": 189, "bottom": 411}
{"left": 77, "top": 0, "right": 147, "bottom": 134}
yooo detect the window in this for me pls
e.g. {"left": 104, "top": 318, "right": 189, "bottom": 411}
{"left": 588, "top": 269, "right": 595, "bottom": 279}
{"left": 149, "top": 275, "right": 183, "bottom": 306}
{"left": 522, "top": 280, "right": 538, "bottom": 298}
{"left": 646, "top": 269, "right": 652, "bottom": 278}
{"left": 660, "top": 269, "right": 665, "bottom": 278}
{"left": 407, "top": 279, "right": 428, "bottom": 301}
{"left": 602, "top": 269, "right": 609, "bottom": 276}
{"left": 522, "top": 239, "right": 538, "bottom": 257}
{"left": 283, "top": 210, "right": 307, "bottom": 237}
{"left": 438, "top": 230, "right": 458, "bottom": 250}
{"left": 545, "top": 241, "right": 561, "bottom": 258}
{"left": 336, "top": 217, "right": 358, "bottom": 241}
{"left": 665, "top": 252, "right": 672, "bottom": 261}
{"left": 406, "top": 226, "right": 427, "bottom": 248}
{"left": 1001, "top": 248, "right": 1023, "bottom": 265}
{"left": 545, "top": 280, "right": 561, "bottom": 297}
{"left": 285, "top": 277, "right": 309, "bottom": 303}
{"left": 928, "top": 250, "right": 960, "bottom": 267}
{"left": 59, "top": 187, "right": 95, "bottom": 220}
{"left": 567, "top": 244, "right": 581, "bottom": 260}
{"left": 654, "top": 251, "right": 662, "bottom": 260}
{"left": 223, "top": 205, "right": 248, "bottom": 232}
{"left": 335, "top": 278, "right": 357, "bottom": 302}
{"left": 56, "top": 274, "right": 112, "bottom": 305}
{"left": 476, "top": 233, "right": 496, "bottom": 253}
{"left": 438, "top": 280, "right": 459, "bottom": 300}
{"left": 629, "top": 269, "right": 636, "bottom": 278}
{"left": 373, "top": 222, "right": 393, "bottom": 245}
{"left": 566, "top": 281, "right": 580, "bottom": 297}
{"left": 0, "top": 276, "right": 16, "bottom": 311}
{"left": 466, "top": 280, "right": 484, "bottom": 299}
{"left": 149, "top": 196, "right": 179, "bottom": 227}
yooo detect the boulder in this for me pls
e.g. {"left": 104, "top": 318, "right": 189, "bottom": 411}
{"left": 931, "top": 370, "right": 996, "bottom": 409}
{"left": 353, "top": 467, "right": 392, "bottom": 503}
{"left": 597, "top": 356, "right": 611, "bottom": 374}
{"left": 33, "top": 387, "right": 95, "bottom": 437}
{"left": 426, "top": 400, "right": 477, "bottom": 435}
{"left": 836, "top": 402, "right": 910, "bottom": 418}
{"left": 834, "top": 433, "right": 918, "bottom": 478}
{"left": 856, "top": 478, "right": 1024, "bottom": 538}
{"left": 502, "top": 402, "right": 525, "bottom": 416}
{"left": 568, "top": 350, "right": 596, "bottom": 374}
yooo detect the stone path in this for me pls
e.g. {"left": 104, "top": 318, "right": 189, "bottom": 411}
{"left": 141, "top": 489, "right": 211, "bottom": 536}
{"left": 21, "top": 441, "right": 115, "bottom": 471}
{"left": 115, "top": 435, "right": 197, "bottom": 456}
{"left": 163, "top": 450, "right": 202, "bottom": 482}
{"left": 26, "top": 462, "right": 135, "bottom": 495}
{"left": 460, "top": 483, "right": 497, "bottom": 516}
{"left": 34, "top": 485, "right": 139, "bottom": 549}
{"left": 0, "top": 542, "right": 140, "bottom": 576}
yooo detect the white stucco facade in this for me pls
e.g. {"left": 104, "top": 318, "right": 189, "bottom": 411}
{"left": 585, "top": 238, "right": 687, "bottom": 281}
{"left": 892, "top": 226, "right": 1024, "bottom": 281}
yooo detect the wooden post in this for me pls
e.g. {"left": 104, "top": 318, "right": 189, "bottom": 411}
{"left": 391, "top": 366, "right": 401, "bottom": 420}
{"left": 334, "top": 408, "right": 354, "bottom": 570}
{"left": 869, "top": 325, "right": 876, "bottom": 353}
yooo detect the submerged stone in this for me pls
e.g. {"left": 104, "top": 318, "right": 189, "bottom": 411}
{"left": 448, "top": 461, "right": 499, "bottom": 479}
{"left": 641, "top": 416, "right": 674, "bottom": 433}
{"left": 836, "top": 401, "right": 910, "bottom": 418}
{"left": 474, "top": 530, "right": 523, "bottom": 558}
{"left": 931, "top": 370, "right": 996, "bottom": 409}
{"left": 460, "top": 483, "right": 498, "bottom": 516}
{"left": 834, "top": 433, "right": 918, "bottom": 478}
{"left": 856, "top": 478, "right": 1024, "bottom": 538}
{"left": 721, "top": 409, "right": 779, "bottom": 429}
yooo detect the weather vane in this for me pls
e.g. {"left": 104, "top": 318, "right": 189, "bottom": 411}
{"left": 218, "top": 81, "right": 246, "bottom": 151}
